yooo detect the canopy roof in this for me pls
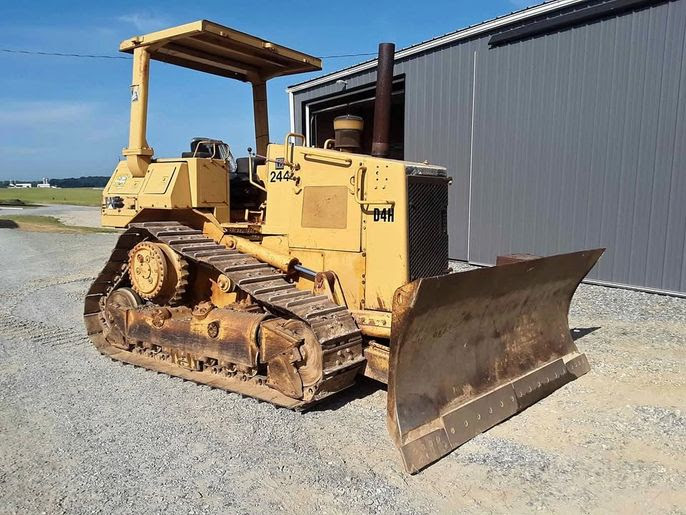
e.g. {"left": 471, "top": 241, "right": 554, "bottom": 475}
{"left": 120, "top": 20, "right": 321, "bottom": 82}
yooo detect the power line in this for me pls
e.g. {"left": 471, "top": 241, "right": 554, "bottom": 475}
{"left": 0, "top": 48, "right": 130, "bottom": 59}
{"left": 1, "top": 47, "right": 377, "bottom": 60}
{"left": 320, "top": 52, "right": 377, "bottom": 58}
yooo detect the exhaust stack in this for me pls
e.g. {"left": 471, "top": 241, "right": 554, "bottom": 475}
{"left": 371, "top": 43, "right": 395, "bottom": 158}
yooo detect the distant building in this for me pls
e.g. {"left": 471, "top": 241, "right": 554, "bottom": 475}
{"left": 36, "top": 178, "right": 54, "bottom": 188}
{"left": 8, "top": 181, "right": 32, "bottom": 188}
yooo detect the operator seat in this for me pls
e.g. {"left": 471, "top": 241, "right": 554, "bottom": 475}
{"left": 181, "top": 138, "right": 228, "bottom": 159}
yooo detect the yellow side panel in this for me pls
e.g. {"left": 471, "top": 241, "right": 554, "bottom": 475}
{"left": 261, "top": 145, "right": 293, "bottom": 235}
{"left": 103, "top": 161, "right": 144, "bottom": 197}
{"left": 187, "top": 159, "right": 229, "bottom": 206}
{"left": 107, "top": 165, "right": 145, "bottom": 196}
{"left": 144, "top": 163, "right": 177, "bottom": 194}
{"left": 138, "top": 162, "right": 191, "bottom": 209}
{"left": 288, "top": 249, "right": 324, "bottom": 272}
{"left": 288, "top": 148, "right": 361, "bottom": 252}
{"left": 361, "top": 160, "right": 409, "bottom": 311}
{"left": 320, "top": 250, "right": 365, "bottom": 309}
{"left": 262, "top": 236, "right": 365, "bottom": 310}
{"left": 260, "top": 143, "right": 412, "bottom": 312}
{"left": 301, "top": 186, "right": 347, "bottom": 229}
{"left": 287, "top": 249, "right": 364, "bottom": 309}
{"left": 101, "top": 161, "right": 143, "bottom": 228}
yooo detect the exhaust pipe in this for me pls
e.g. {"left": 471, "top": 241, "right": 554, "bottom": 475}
{"left": 371, "top": 42, "right": 395, "bottom": 158}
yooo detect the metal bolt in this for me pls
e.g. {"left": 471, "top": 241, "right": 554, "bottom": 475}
{"left": 217, "top": 275, "right": 233, "bottom": 293}
{"left": 207, "top": 321, "right": 220, "bottom": 338}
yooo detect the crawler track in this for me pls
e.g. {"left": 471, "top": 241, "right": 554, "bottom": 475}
{"left": 84, "top": 221, "right": 364, "bottom": 408}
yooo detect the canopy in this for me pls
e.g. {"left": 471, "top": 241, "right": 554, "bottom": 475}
{"left": 119, "top": 20, "right": 322, "bottom": 82}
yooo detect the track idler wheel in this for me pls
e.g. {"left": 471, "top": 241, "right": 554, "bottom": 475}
{"left": 260, "top": 319, "right": 324, "bottom": 402}
{"left": 103, "top": 287, "right": 142, "bottom": 349}
{"left": 128, "top": 241, "right": 188, "bottom": 305}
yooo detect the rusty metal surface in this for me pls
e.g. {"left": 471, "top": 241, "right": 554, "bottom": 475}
{"left": 371, "top": 43, "right": 395, "bottom": 158}
{"left": 89, "top": 331, "right": 304, "bottom": 408}
{"left": 387, "top": 248, "right": 604, "bottom": 473}
{"left": 495, "top": 253, "right": 541, "bottom": 266}
{"left": 351, "top": 309, "right": 392, "bottom": 339}
{"left": 84, "top": 220, "right": 365, "bottom": 410}
{"left": 259, "top": 318, "right": 317, "bottom": 398}
{"left": 362, "top": 341, "right": 390, "bottom": 384}
{"left": 126, "top": 305, "right": 266, "bottom": 368}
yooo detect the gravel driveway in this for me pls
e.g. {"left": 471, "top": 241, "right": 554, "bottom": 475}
{"left": 0, "top": 221, "right": 684, "bottom": 513}
{"left": 0, "top": 204, "right": 102, "bottom": 228}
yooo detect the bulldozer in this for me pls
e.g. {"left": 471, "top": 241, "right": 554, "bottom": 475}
{"left": 84, "top": 20, "right": 604, "bottom": 473}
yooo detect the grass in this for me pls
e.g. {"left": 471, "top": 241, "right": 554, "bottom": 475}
{"left": 0, "top": 187, "right": 102, "bottom": 207}
{"left": 0, "top": 214, "right": 118, "bottom": 234}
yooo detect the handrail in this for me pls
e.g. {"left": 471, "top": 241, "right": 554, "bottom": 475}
{"left": 302, "top": 151, "right": 353, "bottom": 167}
{"left": 283, "top": 132, "right": 305, "bottom": 169}
{"left": 351, "top": 166, "right": 395, "bottom": 206}
{"left": 248, "top": 153, "right": 267, "bottom": 192}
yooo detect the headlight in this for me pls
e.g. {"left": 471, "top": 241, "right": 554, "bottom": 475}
{"left": 105, "top": 196, "right": 125, "bottom": 209}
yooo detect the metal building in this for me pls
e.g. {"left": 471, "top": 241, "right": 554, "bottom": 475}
{"left": 287, "top": 0, "right": 686, "bottom": 296}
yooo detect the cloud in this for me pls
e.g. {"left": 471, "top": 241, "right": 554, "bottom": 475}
{"left": 0, "top": 100, "right": 97, "bottom": 125}
{"left": 118, "top": 12, "right": 170, "bottom": 33}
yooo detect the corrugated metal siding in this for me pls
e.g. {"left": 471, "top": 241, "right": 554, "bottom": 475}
{"left": 469, "top": 0, "right": 686, "bottom": 293}
{"left": 292, "top": 0, "right": 686, "bottom": 295}
{"left": 403, "top": 43, "right": 478, "bottom": 260}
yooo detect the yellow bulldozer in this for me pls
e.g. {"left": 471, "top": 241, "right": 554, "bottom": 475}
{"left": 84, "top": 20, "right": 603, "bottom": 473}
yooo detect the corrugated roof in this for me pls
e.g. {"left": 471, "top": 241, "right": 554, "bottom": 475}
{"left": 287, "top": 0, "right": 586, "bottom": 92}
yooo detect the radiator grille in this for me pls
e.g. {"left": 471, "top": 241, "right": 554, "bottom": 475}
{"left": 408, "top": 176, "right": 449, "bottom": 281}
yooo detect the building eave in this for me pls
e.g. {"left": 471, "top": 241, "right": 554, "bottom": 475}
{"left": 286, "top": 0, "right": 587, "bottom": 94}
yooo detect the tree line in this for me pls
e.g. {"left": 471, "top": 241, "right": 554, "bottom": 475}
{"left": 0, "top": 176, "right": 110, "bottom": 188}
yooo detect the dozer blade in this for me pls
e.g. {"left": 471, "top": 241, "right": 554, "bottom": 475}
{"left": 387, "top": 249, "right": 604, "bottom": 473}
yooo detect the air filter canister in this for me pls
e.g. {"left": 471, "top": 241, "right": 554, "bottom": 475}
{"left": 333, "top": 115, "right": 364, "bottom": 152}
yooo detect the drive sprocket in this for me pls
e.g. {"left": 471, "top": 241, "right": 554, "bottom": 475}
{"left": 128, "top": 241, "right": 188, "bottom": 305}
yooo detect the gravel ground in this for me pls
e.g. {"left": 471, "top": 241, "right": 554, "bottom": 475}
{"left": 0, "top": 211, "right": 684, "bottom": 514}
{"left": 0, "top": 204, "right": 102, "bottom": 228}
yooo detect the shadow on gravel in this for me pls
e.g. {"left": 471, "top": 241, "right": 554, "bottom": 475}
{"left": 309, "top": 329, "right": 603, "bottom": 413}
{"left": 571, "top": 326, "right": 601, "bottom": 341}
{"left": 0, "top": 219, "right": 19, "bottom": 229}
{"left": 308, "top": 377, "right": 385, "bottom": 412}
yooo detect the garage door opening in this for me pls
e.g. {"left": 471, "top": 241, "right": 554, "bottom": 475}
{"left": 303, "top": 77, "right": 405, "bottom": 160}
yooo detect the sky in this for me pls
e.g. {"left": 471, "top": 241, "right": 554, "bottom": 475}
{"left": 0, "top": 0, "right": 538, "bottom": 180}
